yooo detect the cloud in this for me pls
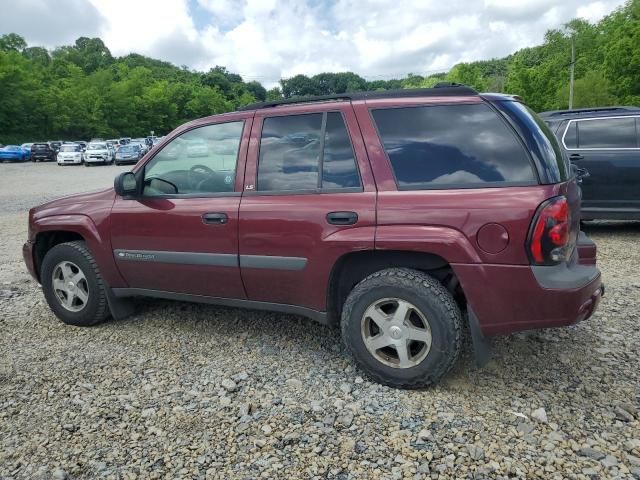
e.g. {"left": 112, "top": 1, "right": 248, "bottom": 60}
{"left": 0, "top": 0, "right": 106, "bottom": 47}
{"left": 0, "top": 0, "right": 627, "bottom": 86}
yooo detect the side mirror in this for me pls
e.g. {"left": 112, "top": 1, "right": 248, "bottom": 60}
{"left": 114, "top": 171, "right": 138, "bottom": 197}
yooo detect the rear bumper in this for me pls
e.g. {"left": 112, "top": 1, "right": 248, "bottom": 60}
{"left": 23, "top": 240, "right": 38, "bottom": 281}
{"left": 454, "top": 234, "right": 602, "bottom": 337}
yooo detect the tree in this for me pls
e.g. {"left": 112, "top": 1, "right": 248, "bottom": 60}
{"left": 0, "top": 33, "right": 27, "bottom": 52}
{"left": 53, "top": 37, "right": 113, "bottom": 74}
{"left": 246, "top": 81, "right": 267, "bottom": 101}
{"left": 280, "top": 74, "right": 320, "bottom": 98}
{"left": 556, "top": 70, "right": 616, "bottom": 108}
{"left": 22, "top": 47, "right": 50, "bottom": 66}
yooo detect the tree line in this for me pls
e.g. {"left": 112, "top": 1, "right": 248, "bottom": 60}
{"left": 0, "top": 0, "right": 637, "bottom": 144}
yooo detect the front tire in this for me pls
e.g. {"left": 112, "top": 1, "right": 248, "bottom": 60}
{"left": 341, "top": 268, "right": 462, "bottom": 389}
{"left": 41, "top": 241, "right": 110, "bottom": 326}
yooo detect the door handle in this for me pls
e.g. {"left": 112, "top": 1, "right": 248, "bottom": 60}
{"left": 202, "top": 212, "right": 228, "bottom": 225}
{"left": 326, "top": 211, "right": 358, "bottom": 226}
{"left": 570, "top": 153, "right": 584, "bottom": 160}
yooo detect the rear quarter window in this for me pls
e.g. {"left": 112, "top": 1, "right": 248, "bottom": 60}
{"left": 574, "top": 117, "right": 638, "bottom": 148}
{"left": 371, "top": 103, "right": 536, "bottom": 189}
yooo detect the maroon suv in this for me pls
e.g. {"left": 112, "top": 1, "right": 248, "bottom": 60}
{"left": 23, "top": 85, "right": 603, "bottom": 388}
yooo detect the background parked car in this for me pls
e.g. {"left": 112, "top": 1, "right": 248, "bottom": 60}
{"left": 0, "top": 145, "right": 31, "bottom": 162}
{"left": 57, "top": 143, "right": 84, "bottom": 165}
{"left": 132, "top": 138, "right": 149, "bottom": 154}
{"left": 21, "top": 142, "right": 34, "bottom": 151}
{"left": 31, "top": 142, "right": 56, "bottom": 162}
{"left": 48, "top": 141, "right": 62, "bottom": 153}
{"left": 73, "top": 141, "right": 87, "bottom": 152}
{"left": 83, "top": 142, "right": 113, "bottom": 166}
{"left": 540, "top": 106, "right": 640, "bottom": 220}
{"left": 115, "top": 143, "right": 142, "bottom": 165}
{"left": 106, "top": 139, "right": 119, "bottom": 152}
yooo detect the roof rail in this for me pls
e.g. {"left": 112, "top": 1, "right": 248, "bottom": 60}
{"left": 539, "top": 106, "right": 640, "bottom": 117}
{"left": 238, "top": 84, "right": 478, "bottom": 111}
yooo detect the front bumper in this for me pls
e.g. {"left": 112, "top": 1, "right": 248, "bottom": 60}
{"left": 58, "top": 157, "right": 83, "bottom": 164}
{"left": 85, "top": 156, "right": 109, "bottom": 163}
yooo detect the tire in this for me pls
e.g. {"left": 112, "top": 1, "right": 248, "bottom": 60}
{"left": 40, "top": 241, "right": 110, "bottom": 326}
{"left": 341, "top": 268, "right": 462, "bottom": 389}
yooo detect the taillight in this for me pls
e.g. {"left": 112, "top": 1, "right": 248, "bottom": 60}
{"left": 527, "top": 196, "right": 574, "bottom": 265}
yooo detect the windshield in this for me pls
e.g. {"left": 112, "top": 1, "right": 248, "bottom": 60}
{"left": 60, "top": 145, "right": 80, "bottom": 152}
{"left": 3, "top": 145, "right": 20, "bottom": 151}
{"left": 120, "top": 146, "right": 138, "bottom": 152}
{"left": 87, "top": 143, "right": 107, "bottom": 150}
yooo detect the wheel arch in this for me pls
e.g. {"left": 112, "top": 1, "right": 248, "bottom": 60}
{"left": 30, "top": 214, "right": 125, "bottom": 288}
{"left": 33, "top": 230, "right": 85, "bottom": 282}
{"left": 326, "top": 249, "right": 466, "bottom": 325}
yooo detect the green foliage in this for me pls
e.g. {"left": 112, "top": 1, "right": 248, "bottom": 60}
{"left": 0, "top": 34, "right": 257, "bottom": 144}
{"left": 0, "top": 33, "right": 27, "bottom": 52}
{"left": 1, "top": 0, "right": 638, "bottom": 144}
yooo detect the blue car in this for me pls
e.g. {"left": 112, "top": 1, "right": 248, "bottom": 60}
{"left": 0, "top": 145, "right": 31, "bottom": 162}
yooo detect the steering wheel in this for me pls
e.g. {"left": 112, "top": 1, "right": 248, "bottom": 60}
{"left": 188, "top": 164, "right": 215, "bottom": 190}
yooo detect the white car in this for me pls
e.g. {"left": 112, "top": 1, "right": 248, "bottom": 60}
{"left": 84, "top": 142, "right": 113, "bottom": 166}
{"left": 57, "top": 144, "right": 83, "bottom": 165}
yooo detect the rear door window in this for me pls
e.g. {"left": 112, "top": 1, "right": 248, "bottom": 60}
{"left": 574, "top": 117, "right": 637, "bottom": 148}
{"left": 371, "top": 103, "right": 535, "bottom": 189}
{"left": 258, "top": 112, "right": 361, "bottom": 192}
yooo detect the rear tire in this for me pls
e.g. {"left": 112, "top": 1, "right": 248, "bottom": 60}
{"left": 341, "top": 268, "right": 462, "bottom": 389}
{"left": 41, "top": 241, "right": 110, "bottom": 326}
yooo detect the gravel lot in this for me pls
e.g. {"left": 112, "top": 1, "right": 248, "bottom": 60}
{"left": 1, "top": 162, "right": 639, "bottom": 480}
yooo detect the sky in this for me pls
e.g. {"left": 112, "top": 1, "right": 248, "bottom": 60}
{"left": 0, "top": 0, "right": 627, "bottom": 87}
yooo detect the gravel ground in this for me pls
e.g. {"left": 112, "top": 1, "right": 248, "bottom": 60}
{"left": 1, "top": 162, "right": 639, "bottom": 480}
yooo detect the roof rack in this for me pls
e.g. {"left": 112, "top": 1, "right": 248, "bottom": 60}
{"left": 539, "top": 106, "right": 640, "bottom": 117}
{"left": 238, "top": 84, "right": 478, "bottom": 111}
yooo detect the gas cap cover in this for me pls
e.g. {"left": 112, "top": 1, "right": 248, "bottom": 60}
{"left": 477, "top": 223, "right": 509, "bottom": 254}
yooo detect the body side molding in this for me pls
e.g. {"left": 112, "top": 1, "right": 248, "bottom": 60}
{"left": 113, "top": 250, "right": 308, "bottom": 271}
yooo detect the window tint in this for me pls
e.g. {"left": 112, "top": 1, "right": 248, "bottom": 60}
{"left": 143, "top": 121, "right": 243, "bottom": 196}
{"left": 322, "top": 112, "right": 360, "bottom": 189}
{"left": 258, "top": 112, "right": 360, "bottom": 191}
{"left": 576, "top": 118, "right": 637, "bottom": 148}
{"left": 564, "top": 121, "right": 577, "bottom": 148}
{"left": 372, "top": 103, "right": 536, "bottom": 188}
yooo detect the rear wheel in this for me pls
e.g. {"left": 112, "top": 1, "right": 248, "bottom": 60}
{"left": 41, "top": 241, "right": 110, "bottom": 326}
{"left": 341, "top": 268, "right": 462, "bottom": 389}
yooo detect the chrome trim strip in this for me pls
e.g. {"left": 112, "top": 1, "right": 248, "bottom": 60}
{"left": 114, "top": 250, "right": 237, "bottom": 267}
{"left": 113, "top": 250, "right": 308, "bottom": 271}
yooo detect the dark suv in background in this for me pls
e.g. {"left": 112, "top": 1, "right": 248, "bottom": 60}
{"left": 23, "top": 85, "right": 602, "bottom": 388}
{"left": 30, "top": 142, "right": 57, "bottom": 162}
{"left": 540, "top": 106, "right": 640, "bottom": 220}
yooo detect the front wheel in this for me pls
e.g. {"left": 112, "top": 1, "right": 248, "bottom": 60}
{"left": 40, "top": 241, "right": 110, "bottom": 326}
{"left": 341, "top": 268, "right": 462, "bottom": 389}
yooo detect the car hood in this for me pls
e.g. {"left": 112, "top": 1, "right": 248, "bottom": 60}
{"left": 30, "top": 187, "right": 116, "bottom": 220}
